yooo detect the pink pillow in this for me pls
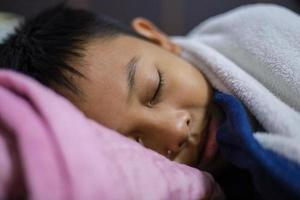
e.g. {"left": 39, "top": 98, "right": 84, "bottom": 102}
{"left": 0, "top": 70, "right": 223, "bottom": 200}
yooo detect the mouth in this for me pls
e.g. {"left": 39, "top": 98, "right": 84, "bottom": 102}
{"left": 197, "top": 114, "right": 219, "bottom": 166}
{"left": 171, "top": 109, "right": 220, "bottom": 166}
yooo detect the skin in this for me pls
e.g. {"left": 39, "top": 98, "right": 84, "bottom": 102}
{"left": 62, "top": 18, "right": 223, "bottom": 168}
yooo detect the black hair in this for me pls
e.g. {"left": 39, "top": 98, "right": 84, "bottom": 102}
{"left": 0, "top": 4, "right": 146, "bottom": 95}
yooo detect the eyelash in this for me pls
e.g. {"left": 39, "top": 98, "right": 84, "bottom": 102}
{"left": 148, "top": 69, "right": 165, "bottom": 106}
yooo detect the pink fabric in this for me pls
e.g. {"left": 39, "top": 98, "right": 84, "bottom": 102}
{"left": 0, "top": 70, "right": 222, "bottom": 200}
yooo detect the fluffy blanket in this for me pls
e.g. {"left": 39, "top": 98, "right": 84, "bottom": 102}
{"left": 213, "top": 90, "right": 300, "bottom": 199}
{"left": 174, "top": 4, "right": 300, "bottom": 162}
{"left": 0, "top": 70, "right": 223, "bottom": 200}
{"left": 172, "top": 3, "right": 300, "bottom": 199}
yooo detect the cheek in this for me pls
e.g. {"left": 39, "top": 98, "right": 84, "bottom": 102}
{"left": 170, "top": 68, "right": 211, "bottom": 106}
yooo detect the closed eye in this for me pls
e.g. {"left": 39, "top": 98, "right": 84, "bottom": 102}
{"left": 148, "top": 68, "right": 165, "bottom": 106}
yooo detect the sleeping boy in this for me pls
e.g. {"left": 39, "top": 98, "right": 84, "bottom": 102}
{"left": 0, "top": 4, "right": 299, "bottom": 200}
{"left": 0, "top": 5, "right": 225, "bottom": 169}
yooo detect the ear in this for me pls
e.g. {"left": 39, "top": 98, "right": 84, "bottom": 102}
{"left": 131, "top": 17, "right": 181, "bottom": 55}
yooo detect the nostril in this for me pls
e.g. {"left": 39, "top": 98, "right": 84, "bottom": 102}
{"left": 187, "top": 119, "right": 190, "bottom": 126}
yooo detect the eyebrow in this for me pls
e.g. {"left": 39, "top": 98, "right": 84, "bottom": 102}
{"left": 127, "top": 56, "right": 140, "bottom": 102}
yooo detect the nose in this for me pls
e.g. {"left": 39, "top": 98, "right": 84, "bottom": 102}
{"left": 154, "top": 109, "right": 191, "bottom": 155}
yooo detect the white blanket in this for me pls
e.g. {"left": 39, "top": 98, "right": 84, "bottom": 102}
{"left": 172, "top": 4, "right": 300, "bottom": 165}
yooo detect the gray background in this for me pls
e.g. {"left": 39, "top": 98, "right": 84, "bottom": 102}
{"left": 0, "top": 0, "right": 299, "bottom": 35}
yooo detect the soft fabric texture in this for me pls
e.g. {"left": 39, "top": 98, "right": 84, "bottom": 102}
{"left": 172, "top": 4, "right": 300, "bottom": 170}
{"left": 0, "top": 70, "right": 224, "bottom": 200}
{"left": 213, "top": 91, "right": 300, "bottom": 200}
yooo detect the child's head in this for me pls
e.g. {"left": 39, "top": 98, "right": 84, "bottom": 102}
{"left": 0, "top": 5, "right": 218, "bottom": 167}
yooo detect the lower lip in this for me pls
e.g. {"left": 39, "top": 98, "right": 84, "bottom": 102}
{"left": 200, "top": 117, "right": 219, "bottom": 165}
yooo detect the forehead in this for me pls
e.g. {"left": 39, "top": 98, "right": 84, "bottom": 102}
{"left": 74, "top": 35, "right": 149, "bottom": 130}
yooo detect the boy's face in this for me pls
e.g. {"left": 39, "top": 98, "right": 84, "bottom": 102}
{"left": 64, "top": 18, "right": 221, "bottom": 168}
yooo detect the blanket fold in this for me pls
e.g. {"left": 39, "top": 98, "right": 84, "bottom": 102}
{"left": 214, "top": 90, "right": 300, "bottom": 199}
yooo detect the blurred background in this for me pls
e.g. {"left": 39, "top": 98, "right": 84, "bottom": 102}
{"left": 0, "top": 0, "right": 299, "bottom": 35}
